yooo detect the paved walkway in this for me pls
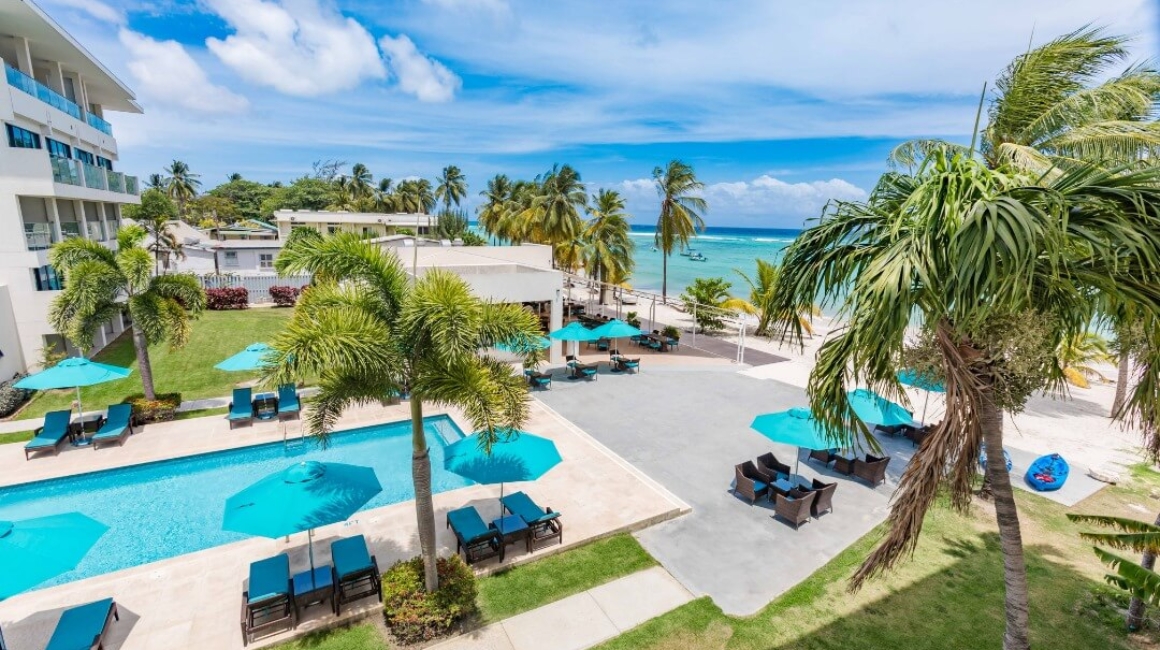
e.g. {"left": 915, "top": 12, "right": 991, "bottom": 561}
{"left": 431, "top": 567, "right": 693, "bottom": 650}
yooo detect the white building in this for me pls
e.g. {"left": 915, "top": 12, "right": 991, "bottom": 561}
{"left": 0, "top": 0, "right": 142, "bottom": 379}
{"left": 274, "top": 210, "right": 433, "bottom": 240}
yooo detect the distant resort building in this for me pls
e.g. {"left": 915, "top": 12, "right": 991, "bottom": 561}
{"left": 273, "top": 209, "right": 434, "bottom": 239}
{"left": 0, "top": 0, "right": 142, "bottom": 378}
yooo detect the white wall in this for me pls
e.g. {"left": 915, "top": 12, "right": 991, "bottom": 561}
{"left": 217, "top": 248, "right": 280, "bottom": 273}
{"left": 0, "top": 285, "right": 26, "bottom": 381}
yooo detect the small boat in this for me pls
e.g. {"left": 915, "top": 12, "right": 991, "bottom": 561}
{"left": 689, "top": 253, "right": 708, "bottom": 262}
{"left": 651, "top": 247, "right": 658, "bottom": 252}
{"left": 1025, "top": 453, "right": 1069, "bottom": 492}
{"left": 680, "top": 248, "right": 696, "bottom": 257}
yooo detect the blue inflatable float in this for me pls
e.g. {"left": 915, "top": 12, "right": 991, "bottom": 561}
{"left": 1025, "top": 453, "right": 1069, "bottom": 492}
{"left": 979, "top": 448, "right": 1013, "bottom": 472}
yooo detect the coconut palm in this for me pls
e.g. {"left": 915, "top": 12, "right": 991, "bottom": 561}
{"left": 268, "top": 233, "right": 541, "bottom": 592}
{"left": 395, "top": 179, "right": 437, "bottom": 216}
{"left": 1057, "top": 332, "right": 1112, "bottom": 388}
{"left": 348, "top": 163, "right": 373, "bottom": 201}
{"left": 654, "top": 160, "right": 706, "bottom": 303}
{"left": 145, "top": 173, "right": 165, "bottom": 190}
{"left": 374, "top": 178, "right": 397, "bottom": 212}
{"left": 534, "top": 165, "right": 587, "bottom": 267}
{"left": 730, "top": 259, "right": 818, "bottom": 338}
{"left": 768, "top": 149, "right": 1160, "bottom": 650}
{"left": 227, "top": 172, "right": 244, "bottom": 182}
{"left": 891, "top": 28, "right": 1160, "bottom": 171}
{"left": 163, "top": 160, "right": 201, "bottom": 220}
{"left": 48, "top": 226, "right": 206, "bottom": 399}
{"left": 1068, "top": 512, "right": 1160, "bottom": 630}
{"left": 583, "top": 189, "right": 634, "bottom": 304}
{"left": 477, "top": 174, "right": 513, "bottom": 242}
{"left": 435, "top": 165, "right": 468, "bottom": 215}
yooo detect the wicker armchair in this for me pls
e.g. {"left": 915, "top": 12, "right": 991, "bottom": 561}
{"left": 906, "top": 424, "right": 934, "bottom": 448}
{"left": 774, "top": 489, "right": 816, "bottom": 529}
{"left": 809, "top": 479, "right": 837, "bottom": 517}
{"left": 733, "top": 461, "right": 769, "bottom": 504}
{"left": 807, "top": 448, "right": 837, "bottom": 467}
{"left": 853, "top": 454, "right": 891, "bottom": 487}
{"left": 755, "top": 452, "right": 791, "bottom": 483}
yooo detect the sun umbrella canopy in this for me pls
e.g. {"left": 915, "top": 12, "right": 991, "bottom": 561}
{"left": 750, "top": 407, "right": 838, "bottom": 451}
{"left": 444, "top": 430, "right": 562, "bottom": 485}
{"left": 223, "top": 461, "right": 382, "bottom": 539}
{"left": 215, "top": 343, "right": 273, "bottom": 372}
{"left": 549, "top": 321, "right": 600, "bottom": 342}
{"left": 496, "top": 336, "right": 551, "bottom": 353}
{"left": 0, "top": 513, "right": 108, "bottom": 599}
{"left": 15, "top": 357, "right": 131, "bottom": 390}
{"left": 847, "top": 389, "right": 914, "bottom": 427}
{"left": 590, "top": 319, "right": 642, "bottom": 340}
{"left": 897, "top": 369, "right": 945, "bottom": 393}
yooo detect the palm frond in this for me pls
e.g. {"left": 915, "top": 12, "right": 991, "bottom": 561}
{"left": 1093, "top": 547, "right": 1160, "bottom": 605}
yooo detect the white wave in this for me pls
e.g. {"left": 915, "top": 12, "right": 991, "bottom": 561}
{"left": 752, "top": 237, "right": 795, "bottom": 243}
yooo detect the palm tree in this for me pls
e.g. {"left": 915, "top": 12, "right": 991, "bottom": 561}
{"left": 654, "top": 160, "right": 706, "bottom": 303}
{"left": 141, "top": 216, "right": 185, "bottom": 274}
{"left": 328, "top": 177, "right": 356, "bottom": 212}
{"left": 1056, "top": 332, "right": 1112, "bottom": 388}
{"left": 583, "top": 189, "right": 634, "bottom": 304}
{"left": 48, "top": 226, "right": 206, "bottom": 399}
{"left": 146, "top": 173, "right": 165, "bottom": 191}
{"left": 1068, "top": 512, "right": 1160, "bottom": 630}
{"left": 435, "top": 165, "right": 468, "bottom": 215}
{"left": 227, "top": 173, "right": 244, "bottom": 182}
{"left": 495, "top": 180, "right": 540, "bottom": 244}
{"left": 768, "top": 150, "right": 1160, "bottom": 650}
{"left": 730, "top": 259, "right": 818, "bottom": 338}
{"left": 534, "top": 165, "right": 587, "bottom": 267}
{"left": 477, "top": 174, "right": 512, "bottom": 242}
{"left": 268, "top": 234, "right": 541, "bottom": 592}
{"left": 891, "top": 28, "right": 1160, "bottom": 171}
{"left": 163, "top": 160, "right": 201, "bottom": 220}
{"left": 375, "top": 178, "right": 397, "bottom": 212}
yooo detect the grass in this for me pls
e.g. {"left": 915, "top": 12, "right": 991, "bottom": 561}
{"left": 0, "top": 430, "right": 34, "bottom": 445}
{"left": 266, "top": 623, "right": 390, "bottom": 650}
{"left": 11, "top": 309, "right": 292, "bottom": 422}
{"left": 174, "top": 406, "right": 230, "bottom": 421}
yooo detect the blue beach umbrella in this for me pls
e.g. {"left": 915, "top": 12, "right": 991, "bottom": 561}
{"left": 897, "top": 368, "right": 945, "bottom": 423}
{"left": 444, "top": 430, "right": 562, "bottom": 533}
{"left": 214, "top": 343, "right": 273, "bottom": 372}
{"left": 590, "top": 319, "right": 642, "bottom": 341}
{"left": 224, "top": 461, "right": 382, "bottom": 583}
{"left": 550, "top": 321, "right": 600, "bottom": 357}
{"left": 15, "top": 357, "right": 132, "bottom": 422}
{"left": 0, "top": 513, "right": 108, "bottom": 599}
{"left": 750, "top": 407, "right": 841, "bottom": 476}
{"left": 847, "top": 389, "right": 914, "bottom": 427}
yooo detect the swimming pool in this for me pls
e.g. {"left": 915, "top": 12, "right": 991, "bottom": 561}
{"left": 0, "top": 415, "right": 474, "bottom": 590}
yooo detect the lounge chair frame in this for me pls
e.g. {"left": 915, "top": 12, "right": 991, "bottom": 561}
{"left": 502, "top": 497, "right": 563, "bottom": 551}
{"left": 241, "top": 590, "right": 295, "bottom": 646}
{"left": 333, "top": 560, "right": 381, "bottom": 616}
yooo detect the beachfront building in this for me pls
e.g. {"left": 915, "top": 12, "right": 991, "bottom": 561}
{"left": 273, "top": 209, "right": 434, "bottom": 240}
{"left": 0, "top": 0, "right": 142, "bottom": 378}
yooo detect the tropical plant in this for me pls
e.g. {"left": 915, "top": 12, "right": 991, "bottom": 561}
{"left": 767, "top": 149, "right": 1160, "bottom": 650}
{"left": 731, "top": 259, "right": 819, "bottom": 338}
{"left": 680, "top": 277, "right": 733, "bottom": 332}
{"left": 227, "top": 172, "right": 243, "bottom": 182}
{"left": 1068, "top": 512, "right": 1160, "bottom": 630}
{"left": 477, "top": 174, "right": 513, "bottom": 242}
{"left": 1056, "top": 332, "right": 1112, "bottom": 388}
{"left": 48, "top": 226, "right": 207, "bottom": 399}
{"left": 534, "top": 165, "right": 587, "bottom": 266}
{"left": 396, "top": 179, "right": 437, "bottom": 216}
{"left": 435, "top": 165, "right": 468, "bottom": 215}
{"left": 267, "top": 234, "right": 542, "bottom": 591}
{"left": 654, "top": 160, "right": 707, "bottom": 302}
{"left": 145, "top": 173, "right": 165, "bottom": 191}
{"left": 348, "top": 163, "right": 374, "bottom": 202}
{"left": 123, "top": 189, "right": 179, "bottom": 273}
{"left": 163, "top": 160, "right": 201, "bottom": 220}
{"left": 375, "top": 178, "right": 398, "bottom": 212}
{"left": 583, "top": 189, "right": 634, "bottom": 305}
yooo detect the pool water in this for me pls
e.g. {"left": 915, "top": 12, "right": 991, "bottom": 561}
{"left": 0, "top": 416, "right": 474, "bottom": 590}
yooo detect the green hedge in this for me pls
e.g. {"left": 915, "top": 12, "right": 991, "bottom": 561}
{"left": 382, "top": 555, "right": 477, "bottom": 644}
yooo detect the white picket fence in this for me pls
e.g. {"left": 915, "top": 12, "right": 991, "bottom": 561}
{"left": 196, "top": 274, "right": 312, "bottom": 304}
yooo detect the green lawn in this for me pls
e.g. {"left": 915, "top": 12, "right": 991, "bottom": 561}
{"left": 0, "top": 430, "right": 34, "bottom": 445}
{"left": 11, "top": 310, "right": 291, "bottom": 422}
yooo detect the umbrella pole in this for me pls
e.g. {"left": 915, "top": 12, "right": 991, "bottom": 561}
{"left": 795, "top": 449, "right": 801, "bottom": 482}
{"left": 75, "top": 386, "right": 84, "bottom": 445}
{"left": 308, "top": 529, "right": 317, "bottom": 590}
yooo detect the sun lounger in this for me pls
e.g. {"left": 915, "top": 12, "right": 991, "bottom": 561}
{"left": 229, "top": 387, "right": 254, "bottom": 429}
{"left": 91, "top": 404, "right": 134, "bottom": 450}
{"left": 774, "top": 489, "right": 817, "bottom": 529}
{"left": 45, "top": 597, "right": 119, "bottom": 650}
{"left": 24, "top": 410, "right": 72, "bottom": 460}
{"left": 241, "top": 554, "right": 295, "bottom": 646}
{"left": 331, "top": 535, "right": 381, "bottom": 615}
{"left": 501, "top": 491, "right": 564, "bottom": 551}
{"left": 853, "top": 454, "right": 891, "bottom": 487}
{"left": 276, "top": 384, "right": 301, "bottom": 421}
{"left": 755, "top": 452, "right": 791, "bottom": 484}
{"left": 447, "top": 506, "right": 502, "bottom": 564}
{"left": 809, "top": 479, "right": 837, "bottom": 517}
{"left": 733, "top": 461, "right": 769, "bottom": 504}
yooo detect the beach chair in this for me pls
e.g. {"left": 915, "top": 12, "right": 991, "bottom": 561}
{"left": 571, "top": 362, "right": 598, "bottom": 381}
{"left": 91, "top": 404, "right": 134, "bottom": 450}
{"left": 331, "top": 535, "right": 381, "bottom": 615}
{"left": 853, "top": 454, "right": 891, "bottom": 487}
{"left": 45, "top": 598, "right": 119, "bottom": 650}
{"left": 241, "top": 554, "right": 295, "bottom": 646}
{"left": 228, "top": 387, "right": 254, "bottom": 429}
{"left": 774, "top": 489, "right": 817, "bottom": 529}
{"left": 276, "top": 384, "right": 301, "bottom": 421}
{"left": 528, "top": 372, "right": 553, "bottom": 390}
{"left": 754, "top": 452, "right": 791, "bottom": 484}
{"left": 447, "top": 506, "right": 502, "bottom": 564}
{"left": 809, "top": 479, "right": 837, "bottom": 517}
{"left": 501, "top": 491, "right": 564, "bottom": 551}
{"left": 618, "top": 357, "right": 641, "bottom": 373}
{"left": 733, "top": 461, "right": 768, "bottom": 504}
{"left": 24, "top": 410, "right": 72, "bottom": 460}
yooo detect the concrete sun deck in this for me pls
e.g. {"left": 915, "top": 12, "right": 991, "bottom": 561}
{"left": 0, "top": 400, "right": 687, "bottom": 650}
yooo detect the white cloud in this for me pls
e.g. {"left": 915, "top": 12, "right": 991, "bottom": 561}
{"left": 616, "top": 175, "right": 867, "bottom": 221}
{"left": 422, "top": 0, "right": 510, "bottom": 12}
{"left": 204, "top": 0, "right": 386, "bottom": 97}
{"left": 42, "top": 0, "right": 124, "bottom": 25}
{"left": 378, "top": 34, "right": 461, "bottom": 103}
{"left": 118, "top": 29, "right": 250, "bottom": 115}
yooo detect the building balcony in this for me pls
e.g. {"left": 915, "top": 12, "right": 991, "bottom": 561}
{"left": 49, "top": 156, "right": 138, "bottom": 196}
{"left": 86, "top": 112, "right": 113, "bottom": 136}
{"left": 5, "top": 64, "right": 113, "bottom": 136}
{"left": 24, "top": 224, "right": 55, "bottom": 251}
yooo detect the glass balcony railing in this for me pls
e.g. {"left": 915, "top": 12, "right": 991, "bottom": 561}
{"left": 50, "top": 156, "right": 81, "bottom": 186}
{"left": 106, "top": 170, "right": 124, "bottom": 193}
{"left": 5, "top": 64, "right": 82, "bottom": 120}
{"left": 24, "top": 224, "right": 55, "bottom": 251}
{"left": 85, "top": 112, "right": 113, "bottom": 136}
{"left": 86, "top": 221, "right": 104, "bottom": 241}
{"left": 125, "top": 176, "right": 139, "bottom": 195}
{"left": 60, "top": 221, "right": 81, "bottom": 239}
{"left": 80, "top": 160, "right": 108, "bottom": 190}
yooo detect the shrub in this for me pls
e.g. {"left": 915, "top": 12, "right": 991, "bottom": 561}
{"left": 382, "top": 555, "right": 477, "bottom": 644}
{"left": 268, "top": 285, "right": 300, "bottom": 307}
{"left": 680, "top": 277, "right": 733, "bottom": 332}
{"left": 206, "top": 287, "right": 249, "bottom": 310}
{"left": 0, "top": 374, "right": 31, "bottom": 417}
{"left": 626, "top": 311, "right": 641, "bottom": 329}
{"left": 123, "top": 392, "right": 182, "bottom": 425}
{"left": 662, "top": 324, "right": 681, "bottom": 340}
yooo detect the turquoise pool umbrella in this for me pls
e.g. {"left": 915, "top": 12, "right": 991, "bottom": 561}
{"left": 444, "top": 430, "right": 561, "bottom": 532}
{"left": 750, "top": 407, "right": 841, "bottom": 476}
{"left": 897, "top": 368, "right": 945, "bottom": 423}
{"left": 496, "top": 336, "right": 551, "bottom": 353}
{"left": 550, "top": 321, "right": 599, "bottom": 357}
{"left": 214, "top": 343, "right": 272, "bottom": 372}
{"left": 590, "top": 319, "right": 642, "bottom": 341}
{"left": 0, "top": 513, "right": 108, "bottom": 599}
{"left": 15, "top": 357, "right": 132, "bottom": 423}
{"left": 224, "top": 461, "right": 382, "bottom": 584}
{"left": 847, "top": 389, "right": 914, "bottom": 427}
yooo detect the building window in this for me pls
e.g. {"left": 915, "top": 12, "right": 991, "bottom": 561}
{"left": 6, "top": 124, "right": 41, "bottom": 149}
{"left": 362, "top": 227, "right": 373, "bottom": 238}
{"left": 224, "top": 251, "right": 238, "bottom": 268}
{"left": 327, "top": 223, "right": 340, "bottom": 235}
{"left": 259, "top": 253, "right": 274, "bottom": 269}
{"left": 45, "top": 138, "right": 71, "bottom": 159}
{"left": 96, "top": 156, "right": 113, "bottom": 171}
{"left": 74, "top": 148, "right": 95, "bottom": 165}
{"left": 121, "top": 310, "right": 132, "bottom": 330}
{"left": 104, "top": 319, "right": 115, "bottom": 336}
{"left": 32, "top": 265, "right": 63, "bottom": 291}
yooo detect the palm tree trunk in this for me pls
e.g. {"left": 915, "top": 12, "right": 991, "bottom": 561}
{"left": 1126, "top": 510, "right": 1160, "bottom": 630}
{"left": 410, "top": 397, "right": 439, "bottom": 592}
{"left": 661, "top": 251, "right": 668, "bottom": 304}
{"left": 980, "top": 389, "right": 1031, "bottom": 650}
{"left": 1112, "top": 349, "right": 1130, "bottom": 417}
{"left": 131, "top": 323, "right": 156, "bottom": 400}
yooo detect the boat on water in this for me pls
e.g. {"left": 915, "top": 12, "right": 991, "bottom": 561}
{"left": 689, "top": 252, "right": 708, "bottom": 262}
{"left": 680, "top": 248, "right": 697, "bottom": 257}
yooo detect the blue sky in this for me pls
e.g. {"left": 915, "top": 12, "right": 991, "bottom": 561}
{"left": 38, "top": 0, "right": 1158, "bottom": 227}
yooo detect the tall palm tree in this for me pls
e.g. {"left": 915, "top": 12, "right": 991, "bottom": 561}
{"left": 534, "top": 165, "right": 587, "bottom": 267}
{"left": 477, "top": 174, "right": 512, "bottom": 242}
{"left": 496, "top": 180, "right": 541, "bottom": 244}
{"left": 48, "top": 226, "right": 206, "bottom": 399}
{"left": 435, "top": 165, "right": 468, "bottom": 214}
{"left": 729, "top": 259, "right": 818, "bottom": 338}
{"left": 163, "top": 160, "right": 201, "bottom": 220}
{"left": 654, "top": 160, "right": 706, "bottom": 303}
{"left": 269, "top": 234, "right": 541, "bottom": 592}
{"left": 768, "top": 150, "right": 1160, "bottom": 650}
{"left": 328, "top": 176, "right": 356, "bottom": 212}
{"left": 1069, "top": 512, "right": 1160, "bottom": 630}
{"left": 582, "top": 189, "right": 634, "bottom": 304}
{"left": 146, "top": 173, "right": 165, "bottom": 191}
{"left": 375, "top": 178, "right": 397, "bottom": 212}
{"left": 227, "top": 172, "right": 244, "bottom": 182}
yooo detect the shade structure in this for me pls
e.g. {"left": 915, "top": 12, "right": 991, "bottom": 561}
{"left": 0, "top": 513, "right": 108, "bottom": 599}
{"left": 496, "top": 336, "right": 551, "bottom": 354}
{"left": 14, "top": 357, "right": 132, "bottom": 422}
{"left": 214, "top": 343, "right": 273, "bottom": 372}
{"left": 549, "top": 321, "right": 599, "bottom": 342}
{"left": 224, "top": 461, "right": 381, "bottom": 585}
{"left": 750, "top": 407, "right": 841, "bottom": 476}
{"left": 444, "top": 430, "right": 562, "bottom": 535}
{"left": 897, "top": 369, "right": 945, "bottom": 393}
{"left": 589, "top": 319, "right": 642, "bottom": 341}
{"left": 847, "top": 389, "right": 914, "bottom": 427}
